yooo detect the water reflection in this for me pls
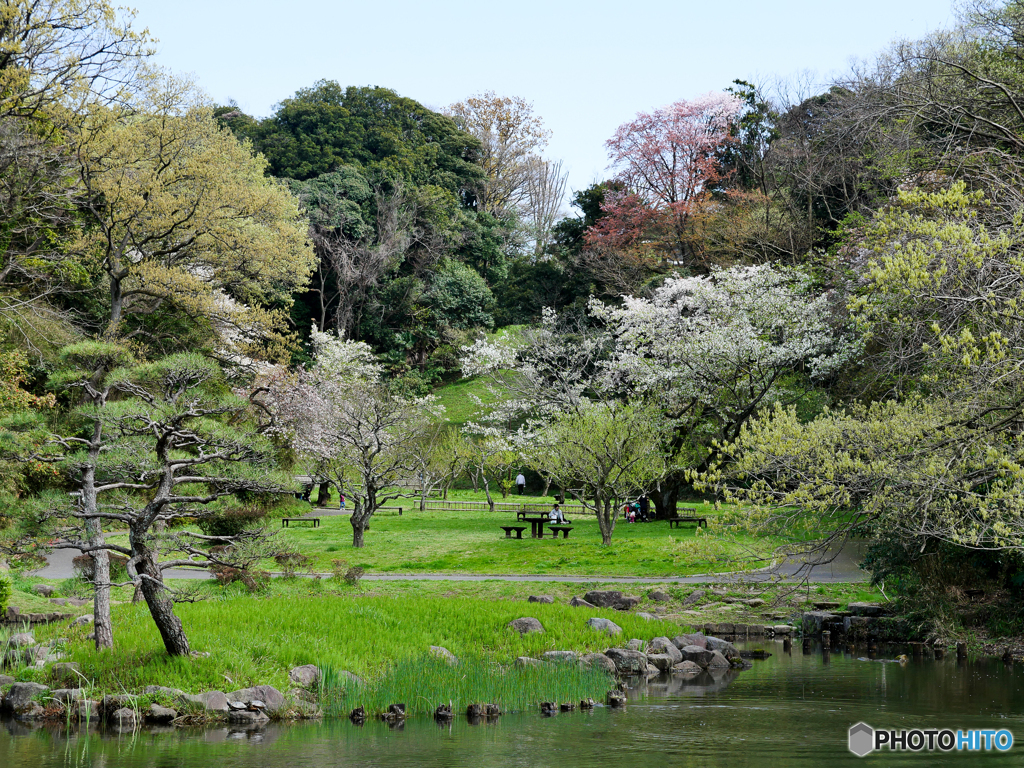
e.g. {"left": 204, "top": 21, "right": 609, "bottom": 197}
{"left": 3, "top": 639, "right": 1023, "bottom": 767}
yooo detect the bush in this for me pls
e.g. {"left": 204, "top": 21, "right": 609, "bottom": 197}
{"left": 197, "top": 507, "right": 267, "bottom": 539}
{"left": 0, "top": 570, "right": 11, "bottom": 613}
{"left": 72, "top": 553, "right": 129, "bottom": 583}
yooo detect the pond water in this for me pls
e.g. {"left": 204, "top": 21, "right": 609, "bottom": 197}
{"left": 3, "top": 640, "right": 1023, "bottom": 767}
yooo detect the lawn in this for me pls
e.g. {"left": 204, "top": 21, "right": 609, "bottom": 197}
{"left": 266, "top": 490, "right": 782, "bottom": 577}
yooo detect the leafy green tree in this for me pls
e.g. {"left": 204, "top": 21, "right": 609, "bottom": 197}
{"left": 427, "top": 260, "right": 494, "bottom": 331}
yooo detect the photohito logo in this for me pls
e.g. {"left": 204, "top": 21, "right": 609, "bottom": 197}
{"left": 848, "top": 723, "right": 1014, "bottom": 756}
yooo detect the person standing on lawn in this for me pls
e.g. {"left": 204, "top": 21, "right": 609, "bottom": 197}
{"left": 515, "top": 472, "right": 526, "bottom": 495}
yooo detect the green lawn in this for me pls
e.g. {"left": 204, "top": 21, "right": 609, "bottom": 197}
{"left": 268, "top": 490, "right": 781, "bottom": 577}
{"left": 431, "top": 375, "right": 505, "bottom": 427}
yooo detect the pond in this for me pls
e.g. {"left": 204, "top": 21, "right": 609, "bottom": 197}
{"left": 3, "top": 640, "right": 1023, "bottom": 767}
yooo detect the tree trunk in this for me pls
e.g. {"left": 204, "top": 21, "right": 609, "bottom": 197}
{"left": 597, "top": 495, "right": 614, "bottom": 546}
{"left": 316, "top": 482, "right": 331, "bottom": 507}
{"left": 542, "top": 475, "right": 551, "bottom": 497}
{"left": 651, "top": 483, "right": 680, "bottom": 521}
{"left": 351, "top": 517, "right": 366, "bottom": 548}
{"left": 482, "top": 476, "right": 494, "bottom": 512}
{"left": 82, "top": 427, "right": 113, "bottom": 649}
{"left": 420, "top": 482, "right": 427, "bottom": 511}
{"left": 134, "top": 543, "right": 190, "bottom": 656}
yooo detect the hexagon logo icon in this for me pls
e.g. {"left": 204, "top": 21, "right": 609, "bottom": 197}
{"left": 849, "top": 722, "right": 874, "bottom": 757}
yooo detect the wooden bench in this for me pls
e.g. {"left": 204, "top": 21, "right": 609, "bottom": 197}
{"left": 282, "top": 517, "right": 320, "bottom": 528}
{"left": 548, "top": 526, "right": 573, "bottom": 538}
{"left": 668, "top": 517, "right": 706, "bottom": 529}
{"left": 500, "top": 525, "right": 528, "bottom": 539}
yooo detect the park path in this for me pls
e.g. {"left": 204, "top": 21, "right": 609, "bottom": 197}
{"left": 30, "top": 539, "right": 867, "bottom": 584}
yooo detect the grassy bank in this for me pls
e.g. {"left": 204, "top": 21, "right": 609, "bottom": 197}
{"left": 22, "top": 591, "right": 679, "bottom": 694}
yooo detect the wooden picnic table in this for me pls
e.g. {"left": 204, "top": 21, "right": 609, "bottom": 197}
{"left": 517, "top": 514, "right": 550, "bottom": 539}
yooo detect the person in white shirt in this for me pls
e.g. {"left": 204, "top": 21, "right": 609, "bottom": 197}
{"left": 515, "top": 472, "right": 526, "bottom": 495}
{"left": 548, "top": 503, "right": 568, "bottom": 524}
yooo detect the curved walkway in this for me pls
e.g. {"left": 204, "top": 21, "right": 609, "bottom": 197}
{"left": 30, "top": 540, "right": 867, "bottom": 584}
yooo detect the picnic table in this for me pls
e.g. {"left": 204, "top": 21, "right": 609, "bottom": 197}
{"left": 518, "top": 514, "right": 550, "bottom": 539}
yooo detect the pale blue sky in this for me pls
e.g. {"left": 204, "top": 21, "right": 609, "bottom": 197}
{"left": 127, "top": 0, "right": 956, "bottom": 201}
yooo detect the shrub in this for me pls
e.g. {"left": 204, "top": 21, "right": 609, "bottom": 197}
{"left": 274, "top": 552, "right": 312, "bottom": 579}
{"left": 72, "top": 553, "right": 129, "bottom": 583}
{"left": 197, "top": 507, "right": 267, "bottom": 539}
{"left": 0, "top": 570, "right": 11, "bottom": 613}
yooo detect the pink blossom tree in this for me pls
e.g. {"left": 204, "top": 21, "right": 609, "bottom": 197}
{"left": 587, "top": 93, "right": 742, "bottom": 268}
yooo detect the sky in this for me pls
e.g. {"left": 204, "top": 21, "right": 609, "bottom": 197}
{"left": 125, "top": 0, "right": 957, "bottom": 206}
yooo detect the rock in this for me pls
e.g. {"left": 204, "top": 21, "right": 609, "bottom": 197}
{"left": 679, "top": 645, "right": 715, "bottom": 668}
{"left": 802, "top": 611, "right": 838, "bottom": 636}
{"left": 584, "top": 590, "right": 623, "bottom": 608}
{"left": 569, "top": 597, "right": 595, "bottom": 608}
{"left": 49, "top": 598, "right": 67, "bottom": 606}
{"left": 31, "top": 584, "right": 54, "bottom": 597}
{"left": 143, "top": 685, "right": 184, "bottom": 697}
{"left": 0, "top": 674, "right": 13, "bottom": 686}
{"left": 647, "top": 653, "right": 678, "bottom": 671}
{"left": 76, "top": 700, "right": 99, "bottom": 721}
{"left": 648, "top": 590, "right": 671, "bottom": 602}
{"left": 100, "top": 695, "right": 131, "bottom": 717}
{"left": 636, "top": 612, "right": 659, "bottom": 621}
{"left": 50, "top": 662, "right": 82, "bottom": 687}
{"left": 67, "top": 598, "right": 90, "bottom": 607}
{"left": 111, "top": 707, "right": 137, "bottom": 728}
{"left": 682, "top": 589, "right": 706, "bottom": 606}
{"left": 514, "top": 656, "right": 546, "bottom": 668}
{"left": 587, "top": 617, "right": 622, "bottom": 635}
{"left": 288, "top": 664, "right": 321, "bottom": 688}
{"left": 626, "top": 639, "right": 643, "bottom": 651}
{"left": 528, "top": 595, "right": 554, "bottom": 604}
{"left": 606, "top": 691, "right": 626, "bottom": 707}
{"left": 8, "top": 632, "right": 34, "bottom": 648}
{"left": 672, "top": 633, "right": 707, "bottom": 650}
{"left": 604, "top": 648, "right": 648, "bottom": 675}
{"left": 148, "top": 704, "right": 177, "bottom": 723}
{"left": 707, "top": 650, "right": 731, "bottom": 669}
{"left": 844, "top": 616, "right": 878, "bottom": 637}
{"left": 49, "top": 688, "right": 84, "bottom": 705}
{"left": 579, "top": 653, "right": 617, "bottom": 675}
{"left": 704, "top": 636, "right": 741, "bottom": 660}
{"left": 648, "top": 637, "right": 682, "bottom": 664}
{"left": 543, "top": 651, "right": 579, "bottom": 663}
{"left": 1, "top": 682, "right": 48, "bottom": 716}
{"left": 722, "top": 596, "right": 741, "bottom": 604}
{"left": 583, "top": 590, "right": 641, "bottom": 611}
{"left": 73, "top": 616, "right": 92, "bottom": 627}
{"left": 848, "top": 602, "right": 885, "bottom": 617}
{"left": 672, "top": 660, "right": 703, "bottom": 674}
{"left": 508, "top": 617, "right": 544, "bottom": 635}
{"left": 772, "top": 624, "right": 794, "bottom": 636}
{"left": 228, "top": 708, "right": 269, "bottom": 724}
{"left": 178, "top": 690, "right": 229, "bottom": 713}
{"left": 429, "top": 646, "right": 458, "bottom": 664}
{"left": 225, "top": 685, "right": 285, "bottom": 714}
{"left": 743, "top": 598, "right": 765, "bottom": 607}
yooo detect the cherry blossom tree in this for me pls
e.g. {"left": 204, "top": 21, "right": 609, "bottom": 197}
{"left": 586, "top": 93, "right": 743, "bottom": 268}
{"left": 266, "top": 327, "right": 442, "bottom": 547}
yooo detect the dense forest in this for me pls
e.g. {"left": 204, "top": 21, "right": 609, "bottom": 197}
{"left": 4, "top": 0, "right": 1024, "bottom": 650}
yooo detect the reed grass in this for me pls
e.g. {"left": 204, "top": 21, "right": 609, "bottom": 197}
{"left": 321, "top": 655, "right": 612, "bottom": 717}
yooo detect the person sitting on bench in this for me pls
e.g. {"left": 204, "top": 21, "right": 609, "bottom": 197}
{"left": 549, "top": 503, "right": 569, "bottom": 524}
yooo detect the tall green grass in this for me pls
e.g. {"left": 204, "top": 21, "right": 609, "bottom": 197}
{"left": 321, "top": 655, "right": 611, "bottom": 716}
{"left": 36, "top": 594, "right": 677, "bottom": 694}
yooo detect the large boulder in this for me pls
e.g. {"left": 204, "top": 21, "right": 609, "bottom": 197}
{"left": 648, "top": 590, "right": 672, "bottom": 602}
{"left": 682, "top": 589, "right": 706, "bottom": 606}
{"left": 648, "top": 637, "right": 682, "bottom": 664}
{"left": 508, "top": 617, "right": 544, "bottom": 635}
{"left": 226, "top": 685, "right": 285, "bottom": 713}
{"left": 0, "top": 674, "right": 14, "bottom": 686}
{"left": 528, "top": 595, "right": 554, "bottom": 604}
{"left": 147, "top": 704, "right": 177, "bottom": 723}
{"left": 514, "top": 656, "right": 546, "bottom": 668}
{"left": 604, "top": 648, "right": 648, "bottom": 675}
{"left": 228, "top": 708, "right": 269, "bottom": 725}
{"left": 32, "top": 584, "right": 55, "bottom": 597}
{"left": 110, "top": 707, "right": 136, "bottom": 728}
{"left": 543, "top": 651, "right": 578, "bottom": 664}
{"left": 1, "top": 682, "right": 48, "bottom": 716}
{"left": 429, "top": 646, "right": 458, "bottom": 665}
{"left": 704, "top": 636, "right": 740, "bottom": 661}
{"left": 580, "top": 653, "right": 618, "bottom": 675}
{"left": 626, "top": 639, "right": 644, "bottom": 651}
{"left": 8, "top": 632, "right": 34, "bottom": 648}
{"left": 672, "top": 660, "right": 703, "bottom": 674}
{"left": 587, "top": 617, "right": 622, "bottom": 635}
{"left": 706, "top": 650, "right": 731, "bottom": 669}
{"left": 636, "top": 612, "right": 659, "bottom": 621}
{"left": 569, "top": 596, "right": 595, "bottom": 608}
{"left": 678, "top": 645, "right": 715, "bottom": 668}
{"left": 647, "top": 653, "right": 677, "bottom": 672}
{"left": 584, "top": 590, "right": 641, "bottom": 611}
{"left": 49, "top": 688, "right": 84, "bottom": 705}
{"left": 288, "top": 665, "right": 321, "bottom": 688}
{"left": 672, "top": 633, "right": 707, "bottom": 650}
{"left": 178, "top": 690, "right": 229, "bottom": 713}
{"left": 848, "top": 603, "right": 885, "bottom": 617}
